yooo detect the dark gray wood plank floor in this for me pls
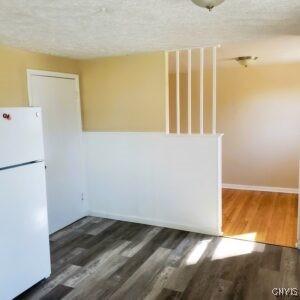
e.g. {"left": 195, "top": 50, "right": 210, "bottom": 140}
{"left": 16, "top": 216, "right": 300, "bottom": 300}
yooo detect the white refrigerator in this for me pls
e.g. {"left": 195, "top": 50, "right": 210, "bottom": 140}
{"left": 0, "top": 107, "right": 51, "bottom": 300}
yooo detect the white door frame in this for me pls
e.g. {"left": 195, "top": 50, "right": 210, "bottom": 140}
{"left": 26, "top": 69, "right": 87, "bottom": 229}
{"left": 27, "top": 69, "right": 81, "bottom": 103}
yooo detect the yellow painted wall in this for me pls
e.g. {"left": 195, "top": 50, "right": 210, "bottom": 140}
{"left": 169, "top": 64, "right": 300, "bottom": 188}
{"left": 218, "top": 64, "right": 300, "bottom": 189}
{"left": 0, "top": 44, "right": 79, "bottom": 107}
{"left": 79, "top": 52, "right": 165, "bottom": 132}
{"left": 0, "top": 45, "right": 165, "bottom": 132}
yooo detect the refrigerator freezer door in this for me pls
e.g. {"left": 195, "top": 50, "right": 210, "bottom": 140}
{"left": 0, "top": 162, "right": 51, "bottom": 300}
{"left": 0, "top": 107, "right": 45, "bottom": 169}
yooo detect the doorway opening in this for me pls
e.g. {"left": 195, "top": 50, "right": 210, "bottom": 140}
{"left": 217, "top": 43, "right": 300, "bottom": 248}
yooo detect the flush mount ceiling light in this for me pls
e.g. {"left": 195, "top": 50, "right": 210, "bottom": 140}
{"left": 191, "top": 0, "right": 226, "bottom": 11}
{"left": 235, "top": 56, "right": 258, "bottom": 68}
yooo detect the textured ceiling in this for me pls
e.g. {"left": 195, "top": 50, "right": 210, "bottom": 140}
{"left": 0, "top": 0, "right": 300, "bottom": 59}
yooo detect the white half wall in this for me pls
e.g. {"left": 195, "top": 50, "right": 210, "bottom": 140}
{"left": 84, "top": 132, "right": 223, "bottom": 236}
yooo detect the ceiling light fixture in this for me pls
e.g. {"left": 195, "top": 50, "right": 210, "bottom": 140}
{"left": 235, "top": 56, "right": 258, "bottom": 68}
{"left": 191, "top": 0, "right": 226, "bottom": 11}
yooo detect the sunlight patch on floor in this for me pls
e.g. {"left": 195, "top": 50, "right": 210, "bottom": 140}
{"left": 185, "top": 239, "right": 212, "bottom": 265}
{"left": 212, "top": 237, "right": 256, "bottom": 260}
{"left": 229, "top": 232, "right": 257, "bottom": 241}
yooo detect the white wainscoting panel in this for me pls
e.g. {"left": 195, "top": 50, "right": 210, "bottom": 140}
{"left": 84, "top": 132, "right": 223, "bottom": 236}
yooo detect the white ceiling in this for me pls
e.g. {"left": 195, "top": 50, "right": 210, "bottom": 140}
{"left": 0, "top": 0, "right": 299, "bottom": 59}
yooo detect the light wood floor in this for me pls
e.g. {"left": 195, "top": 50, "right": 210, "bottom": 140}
{"left": 17, "top": 216, "right": 300, "bottom": 300}
{"left": 223, "top": 189, "right": 298, "bottom": 248}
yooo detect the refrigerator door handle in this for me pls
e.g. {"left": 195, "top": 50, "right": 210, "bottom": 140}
{"left": 0, "top": 160, "right": 43, "bottom": 171}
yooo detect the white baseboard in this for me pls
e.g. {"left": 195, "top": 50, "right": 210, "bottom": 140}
{"left": 223, "top": 183, "right": 298, "bottom": 194}
{"left": 89, "top": 210, "right": 222, "bottom": 236}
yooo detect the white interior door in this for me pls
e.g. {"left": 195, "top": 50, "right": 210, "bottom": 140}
{"left": 27, "top": 70, "right": 86, "bottom": 233}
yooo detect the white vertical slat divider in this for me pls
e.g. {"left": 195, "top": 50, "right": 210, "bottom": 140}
{"left": 212, "top": 46, "right": 217, "bottom": 134}
{"left": 166, "top": 46, "right": 218, "bottom": 136}
{"left": 188, "top": 49, "right": 192, "bottom": 134}
{"left": 165, "top": 51, "right": 170, "bottom": 134}
{"left": 176, "top": 50, "right": 180, "bottom": 134}
{"left": 200, "top": 48, "right": 204, "bottom": 135}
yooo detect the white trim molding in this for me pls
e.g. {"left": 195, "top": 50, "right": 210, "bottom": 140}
{"left": 223, "top": 183, "right": 298, "bottom": 194}
{"left": 27, "top": 69, "right": 79, "bottom": 80}
{"left": 89, "top": 210, "right": 221, "bottom": 237}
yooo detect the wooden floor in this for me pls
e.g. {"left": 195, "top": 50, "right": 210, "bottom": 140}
{"left": 17, "top": 216, "right": 300, "bottom": 300}
{"left": 223, "top": 189, "right": 298, "bottom": 248}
